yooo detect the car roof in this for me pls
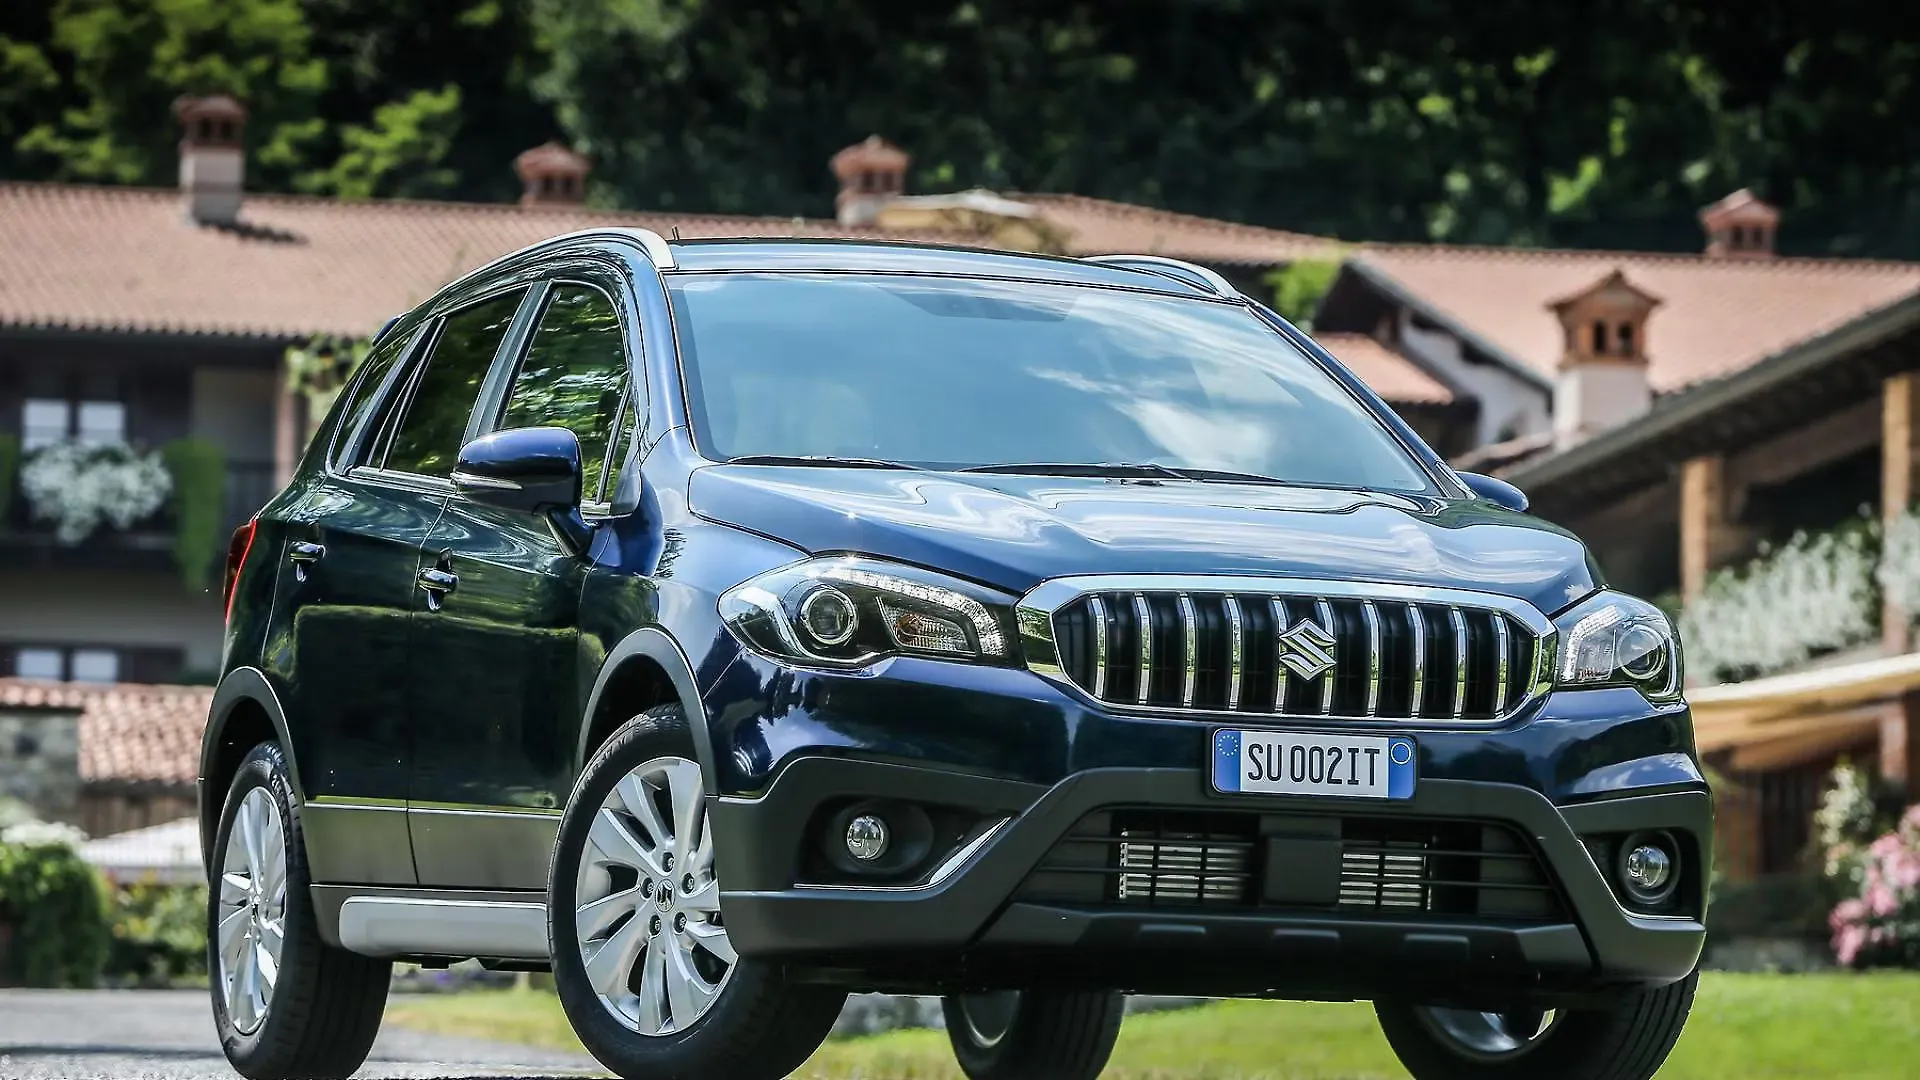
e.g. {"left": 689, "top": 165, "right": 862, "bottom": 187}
{"left": 662, "top": 238, "right": 1220, "bottom": 297}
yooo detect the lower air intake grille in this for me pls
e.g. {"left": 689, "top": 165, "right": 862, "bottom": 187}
{"left": 1018, "top": 810, "right": 1564, "bottom": 922}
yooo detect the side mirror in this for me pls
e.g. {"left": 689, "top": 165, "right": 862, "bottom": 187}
{"left": 1458, "top": 471, "right": 1528, "bottom": 513}
{"left": 453, "top": 426, "right": 595, "bottom": 553}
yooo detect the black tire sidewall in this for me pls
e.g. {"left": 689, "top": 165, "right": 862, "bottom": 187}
{"left": 206, "top": 742, "right": 315, "bottom": 1064}
{"left": 548, "top": 705, "right": 834, "bottom": 1078}
{"left": 944, "top": 990, "right": 1125, "bottom": 1080}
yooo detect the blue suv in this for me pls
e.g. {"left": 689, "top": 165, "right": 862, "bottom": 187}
{"left": 200, "top": 229, "right": 1709, "bottom": 1080}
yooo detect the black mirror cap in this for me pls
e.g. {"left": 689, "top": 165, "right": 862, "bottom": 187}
{"left": 453, "top": 426, "right": 584, "bottom": 515}
{"left": 1458, "top": 471, "right": 1528, "bottom": 513}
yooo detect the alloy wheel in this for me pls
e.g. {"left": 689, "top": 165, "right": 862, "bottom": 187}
{"left": 216, "top": 788, "right": 288, "bottom": 1035}
{"left": 1415, "top": 1006, "right": 1560, "bottom": 1060}
{"left": 574, "top": 755, "right": 736, "bottom": 1035}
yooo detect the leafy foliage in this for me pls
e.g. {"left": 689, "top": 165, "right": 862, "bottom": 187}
{"left": 162, "top": 438, "right": 227, "bottom": 591}
{"left": 0, "top": 433, "right": 18, "bottom": 523}
{"left": 1679, "top": 520, "right": 1880, "bottom": 683}
{"left": 0, "top": 837, "right": 110, "bottom": 988}
{"left": 104, "top": 879, "right": 209, "bottom": 987}
{"left": 20, "top": 441, "right": 173, "bottom": 544}
{"left": 1265, "top": 259, "right": 1343, "bottom": 328}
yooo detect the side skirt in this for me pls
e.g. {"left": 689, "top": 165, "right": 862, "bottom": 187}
{"left": 311, "top": 884, "right": 551, "bottom": 963}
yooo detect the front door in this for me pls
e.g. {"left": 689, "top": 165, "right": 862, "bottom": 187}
{"left": 408, "top": 278, "right": 636, "bottom": 888}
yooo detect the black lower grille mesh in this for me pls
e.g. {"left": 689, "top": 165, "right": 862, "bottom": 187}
{"left": 1017, "top": 809, "right": 1564, "bottom": 922}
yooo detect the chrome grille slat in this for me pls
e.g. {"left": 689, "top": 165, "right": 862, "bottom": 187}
{"left": 1450, "top": 606, "right": 1469, "bottom": 720}
{"left": 1134, "top": 593, "right": 1153, "bottom": 706}
{"left": 1034, "top": 580, "right": 1546, "bottom": 725}
{"left": 1087, "top": 595, "right": 1109, "bottom": 699}
{"left": 1315, "top": 599, "right": 1336, "bottom": 715}
{"left": 1407, "top": 603, "right": 1427, "bottom": 718}
{"left": 1493, "top": 614, "right": 1511, "bottom": 715}
{"left": 1222, "top": 595, "right": 1244, "bottom": 711}
{"left": 1177, "top": 593, "right": 1198, "bottom": 708}
{"left": 1361, "top": 600, "right": 1381, "bottom": 717}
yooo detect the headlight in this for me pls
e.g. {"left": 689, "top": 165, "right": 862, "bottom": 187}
{"left": 718, "top": 556, "right": 1016, "bottom": 668}
{"left": 1553, "top": 591, "right": 1682, "bottom": 702}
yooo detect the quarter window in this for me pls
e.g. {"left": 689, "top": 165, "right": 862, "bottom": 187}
{"left": 496, "top": 284, "right": 630, "bottom": 502}
{"left": 383, "top": 289, "right": 526, "bottom": 477}
{"left": 330, "top": 326, "right": 419, "bottom": 470}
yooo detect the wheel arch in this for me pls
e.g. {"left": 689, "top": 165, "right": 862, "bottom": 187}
{"left": 199, "top": 667, "right": 301, "bottom": 864}
{"left": 579, "top": 628, "right": 720, "bottom": 789}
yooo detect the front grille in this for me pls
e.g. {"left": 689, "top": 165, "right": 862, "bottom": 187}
{"left": 1048, "top": 589, "right": 1542, "bottom": 721}
{"left": 1018, "top": 809, "right": 1565, "bottom": 922}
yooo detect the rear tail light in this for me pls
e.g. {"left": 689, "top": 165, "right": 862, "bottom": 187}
{"left": 223, "top": 516, "right": 259, "bottom": 625}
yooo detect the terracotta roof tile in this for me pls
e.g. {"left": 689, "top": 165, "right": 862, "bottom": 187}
{"left": 1352, "top": 245, "right": 1920, "bottom": 393}
{"left": 1310, "top": 332, "right": 1455, "bottom": 404}
{"left": 0, "top": 678, "right": 209, "bottom": 787}
{"left": 0, "top": 182, "right": 1336, "bottom": 340}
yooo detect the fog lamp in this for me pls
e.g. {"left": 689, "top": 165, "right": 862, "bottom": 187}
{"left": 1617, "top": 831, "right": 1679, "bottom": 907}
{"left": 845, "top": 813, "right": 891, "bottom": 862}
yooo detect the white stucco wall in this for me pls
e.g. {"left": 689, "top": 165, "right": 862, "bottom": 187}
{"left": 1395, "top": 309, "right": 1552, "bottom": 446}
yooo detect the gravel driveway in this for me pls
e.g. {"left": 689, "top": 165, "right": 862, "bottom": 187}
{"left": 0, "top": 989, "right": 606, "bottom": 1080}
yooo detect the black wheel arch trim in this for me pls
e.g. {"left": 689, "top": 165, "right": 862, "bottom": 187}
{"left": 198, "top": 666, "right": 302, "bottom": 863}
{"left": 578, "top": 626, "right": 720, "bottom": 790}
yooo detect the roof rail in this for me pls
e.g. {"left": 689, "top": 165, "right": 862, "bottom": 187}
{"left": 1084, "top": 254, "right": 1237, "bottom": 298}
{"left": 449, "top": 227, "right": 679, "bottom": 295}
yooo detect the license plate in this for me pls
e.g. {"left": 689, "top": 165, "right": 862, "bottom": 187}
{"left": 1211, "top": 729, "right": 1416, "bottom": 799}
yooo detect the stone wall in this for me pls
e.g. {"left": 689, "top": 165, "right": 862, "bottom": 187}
{"left": 0, "top": 707, "right": 82, "bottom": 826}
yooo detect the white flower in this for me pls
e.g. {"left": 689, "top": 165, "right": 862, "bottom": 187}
{"left": 19, "top": 440, "right": 172, "bottom": 545}
{"left": 1679, "top": 525, "right": 1876, "bottom": 683}
{"left": 0, "top": 819, "right": 86, "bottom": 848}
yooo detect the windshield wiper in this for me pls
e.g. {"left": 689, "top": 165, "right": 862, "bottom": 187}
{"left": 722, "top": 453, "right": 918, "bottom": 470}
{"left": 958, "top": 461, "right": 1193, "bottom": 481}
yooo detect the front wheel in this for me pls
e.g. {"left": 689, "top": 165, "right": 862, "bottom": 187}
{"left": 941, "top": 990, "right": 1125, "bottom": 1080}
{"left": 1374, "top": 971, "right": 1697, "bottom": 1080}
{"left": 547, "top": 704, "right": 846, "bottom": 1080}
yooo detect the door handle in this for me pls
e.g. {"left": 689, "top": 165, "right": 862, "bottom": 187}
{"left": 417, "top": 566, "right": 458, "bottom": 610}
{"left": 288, "top": 541, "right": 325, "bottom": 582}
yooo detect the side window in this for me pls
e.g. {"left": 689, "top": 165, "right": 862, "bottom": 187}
{"left": 329, "top": 326, "right": 416, "bottom": 470}
{"left": 496, "top": 283, "right": 630, "bottom": 501}
{"left": 383, "top": 289, "right": 526, "bottom": 477}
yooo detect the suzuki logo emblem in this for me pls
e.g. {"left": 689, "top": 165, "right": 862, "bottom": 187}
{"left": 1276, "top": 619, "right": 1338, "bottom": 681}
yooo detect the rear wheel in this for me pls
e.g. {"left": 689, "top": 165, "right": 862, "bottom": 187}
{"left": 942, "top": 990, "right": 1124, "bottom": 1080}
{"left": 548, "top": 704, "right": 845, "bottom": 1080}
{"left": 1374, "top": 971, "right": 1697, "bottom": 1080}
{"left": 209, "top": 742, "right": 392, "bottom": 1080}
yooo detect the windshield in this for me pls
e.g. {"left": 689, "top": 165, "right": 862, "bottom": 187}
{"left": 666, "top": 272, "right": 1435, "bottom": 493}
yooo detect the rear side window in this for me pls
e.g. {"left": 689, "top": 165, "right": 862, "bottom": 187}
{"left": 329, "top": 327, "right": 416, "bottom": 470}
{"left": 383, "top": 289, "right": 525, "bottom": 477}
{"left": 496, "top": 284, "right": 630, "bottom": 501}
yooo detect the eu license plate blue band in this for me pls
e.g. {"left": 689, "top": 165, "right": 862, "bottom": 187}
{"left": 1211, "top": 729, "right": 1416, "bottom": 799}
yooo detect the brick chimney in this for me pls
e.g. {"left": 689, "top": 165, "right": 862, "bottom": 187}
{"left": 1549, "top": 269, "right": 1661, "bottom": 446}
{"left": 1699, "top": 188, "right": 1780, "bottom": 259}
{"left": 514, "top": 141, "right": 590, "bottom": 206}
{"left": 174, "top": 95, "right": 246, "bottom": 226}
{"left": 831, "top": 136, "right": 908, "bottom": 227}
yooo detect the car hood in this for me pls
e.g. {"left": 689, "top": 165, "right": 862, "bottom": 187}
{"left": 689, "top": 466, "right": 1599, "bottom": 614}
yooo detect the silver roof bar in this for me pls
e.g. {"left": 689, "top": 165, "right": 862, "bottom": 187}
{"left": 1083, "top": 254, "right": 1238, "bottom": 298}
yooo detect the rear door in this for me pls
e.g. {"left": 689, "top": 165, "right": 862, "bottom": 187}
{"left": 262, "top": 323, "right": 444, "bottom": 886}
{"left": 407, "top": 273, "right": 638, "bottom": 888}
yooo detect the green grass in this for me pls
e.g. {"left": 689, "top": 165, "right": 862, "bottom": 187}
{"left": 386, "top": 971, "right": 1920, "bottom": 1079}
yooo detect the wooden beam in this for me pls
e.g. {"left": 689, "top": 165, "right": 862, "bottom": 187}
{"left": 1727, "top": 718, "right": 1879, "bottom": 772}
{"left": 1728, "top": 398, "right": 1882, "bottom": 491}
{"left": 1883, "top": 373, "right": 1920, "bottom": 652}
{"left": 1884, "top": 691, "right": 1920, "bottom": 790}
{"left": 1680, "top": 455, "right": 1735, "bottom": 601}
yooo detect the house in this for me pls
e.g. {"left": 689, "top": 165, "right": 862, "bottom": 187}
{"left": 0, "top": 678, "right": 208, "bottom": 838}
{"left": 1306, "top": 193, "right": 1920, "bottom": 880}
{"left": 4, "top": 96, "right": 1470, "bottom": 690}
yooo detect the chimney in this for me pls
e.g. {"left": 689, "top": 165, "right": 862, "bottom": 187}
{"left": 1698, "top": 188, "right": 1780, "bottom": 259}
{"left": 514, "top": 141, "right": 590, "bottom": 207}
{"left": 830, "top": 136, "right": 908, "bottom": 227}
{"left": 174, "top": 94, "right": 247, "bottom": 226}
{"left": 1549, "top": 269, "right": 1661, "bottom": 447}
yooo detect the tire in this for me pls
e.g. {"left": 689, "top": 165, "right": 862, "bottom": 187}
{"left": 941, "top": 990, "right": 1125, "bottom": 1080}
{"left": 208, "top": 742, "right": 392, "bottom": 1080}
{"left": 1374, "top": 971, "right": 1698, "bottom": 1080}
{"left": 548, "top": 703, "right": 846, "bottom": 1080}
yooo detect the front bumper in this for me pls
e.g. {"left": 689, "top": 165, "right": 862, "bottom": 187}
{"left": 704, "top": 656, "right": 1710, "bottom": 1001}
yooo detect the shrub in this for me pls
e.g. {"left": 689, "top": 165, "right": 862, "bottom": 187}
{"left": 1829, "top": 804, "right": 1920, "bottom": 969}
{"left": 104, "top": 879, "right": 209, "bottom": 987}
{"left": 161, "top": 438, "right": 227, "bottom": 590}
{"left": 0, "top": 837, "right": 110, "bottom": 987}
{"left": 0, "top": 432, "right": 17, "bottom": 521}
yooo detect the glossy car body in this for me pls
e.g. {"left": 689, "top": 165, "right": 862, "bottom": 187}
{"left": 201, "top": 230, "right": 1710, "bottom": 1012}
